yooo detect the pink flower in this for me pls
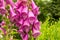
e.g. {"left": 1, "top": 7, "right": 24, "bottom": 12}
{"left": 21, "top": 33, "right": 29, "bottom": 40}
{"left": 9, "top": 6, "right": 16, "bottom": 17}
{"left": 0, "top": 0, "right": 5, "bottom": 8}
{"left": 23, "top": 19, "right": 30, "bottom": 27}
{"left": 22, "top": 19, "right": 30, "bottom": 33}
{"left": 31, "top": 0, "right": 37, "bottom": 9}
{"left": 17, "top": 1, "right": 27, "bottom": 9}
{"left": 9, "top": 6, "right": 20, "bottom": 23}
{"left": 28, "top": 10, "right": 36, "bottom": 24}
{"left": 31, "top": 0, "right": 40, "bottom": 16}
{"left": 16, "top": 19, "right": 24, "bottom": 27}
{"left": 32, "top": 7, "right": 40, "bottom": 16}
{"left": 0, "top": 0, "right": 3, "bottom": 7}
{"left": 21, "top": 6, "right": 28, "bottom": 20}
{"left": 18, "top": 28, "right": 23, "bottom": 34}
{"left": 17, "top": 6, "right": 23, "bottom": 13}
{"left": 9, "top": 6, "right": 17, "bottom": 22}
{"left": 32, "top": 20, "right": 40, "bottom": 38}
{"left": 15, "top": 0, "right": 27, "bottom": 5}
{"left": 0, "top": 21, "right": 5, "bottom": 26}
{"left": 22, "top": 34, "right": 29, "bottom": 40}
{"left": 32, "top": 27, "right": 40, "bottom": 38}
{"left": 0, "top": 8, "right": 6, "bottom": 15}
{"left": 0, "top": 0, "right": 6, "bottom": 15}
{"left": 33, "top": 19, "right": 40, "bottom": 30}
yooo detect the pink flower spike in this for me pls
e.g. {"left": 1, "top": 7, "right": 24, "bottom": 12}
{"left": 32, "top": 27, "right": 40, "bottom": 38}
{"left": 28, "top": 11, "right": 36, "bottom": 24}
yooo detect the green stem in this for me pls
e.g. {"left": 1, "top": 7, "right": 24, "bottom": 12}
{"left": 34, "top": 38, "right": 36, "bottom": 40}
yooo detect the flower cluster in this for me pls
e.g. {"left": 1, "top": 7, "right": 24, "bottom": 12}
{"left": 0, "top": 0, "right": 40, "bottom": 40}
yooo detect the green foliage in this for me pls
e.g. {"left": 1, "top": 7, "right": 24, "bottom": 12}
{"left": 35, "top": 0, "right": 60, "bottom": 22}
{"left": 37, "top": 17, "right": 60, "bottom": 40}
{"left": 0, "top": 15, "right": 2, "bottom": 23}
{"left": 13, "top": 0, "right": 17, "bottom": 3}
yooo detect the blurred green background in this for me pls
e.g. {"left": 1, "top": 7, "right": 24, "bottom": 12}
{"left": 0, "top": 0, "right": 60, "bottom": 40}
{"left": 35, "top": 0, "right": 60, "bottom": 40}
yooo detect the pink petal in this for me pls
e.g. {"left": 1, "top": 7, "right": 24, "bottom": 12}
{"left": 23, "top": 19, "right": 30, "bottom": 33}
{"left": 0, "top": 0, "right": 5, "bottom": 8}
{"left": 17, "top": 6, "right": 23, "bottom": 13}
{"left": 0, "top": 0, "right": 6, "bottom": 15}
{"left": 32, "top": 27, "right": 40, "bottom": 38}
{"left": 9, "top": 6, "right": 16, "bottom": 17}
{"left": 21, "top": 6, "right": 28, "bottom": 20}
{"left": 32, "top": 7, "right": 40, "bottom": 16}
{"left": 28, "top": 11, "right": 36, "bottom": 24}
{"left": 18, "top": 28, "right": 23, "bottom": 34}
{"left": 31, "top": 0, "right": 37, "bottom": 9}
{"left": 16, "top": 19, "right": 24, "bottom": 27}
{"left": 22, "top": 34, "right": 29, "bottom": 40}
{"left": 34, "top": 19, "right": 40, "bottom": 30}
